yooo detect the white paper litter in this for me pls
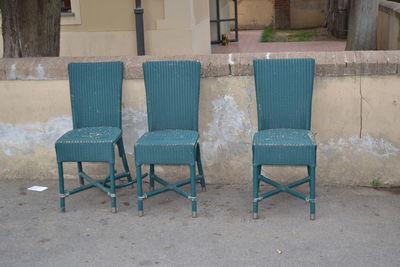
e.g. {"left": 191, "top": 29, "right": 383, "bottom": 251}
{"left": 27, "top": 186, "right": 48, "bottom": 192}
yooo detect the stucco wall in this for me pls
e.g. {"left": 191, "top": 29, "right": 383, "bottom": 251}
{"left": 0, "top": 0, "right": 211, "bottom": 57}
{"left": 378, "top": 1, "right": 400, "bottom": 50}
{"left": 1, "top": 51, "right": 400, "bottom": 186}
{"left": 290, "top": 0, "right": 327, "bottom": 29}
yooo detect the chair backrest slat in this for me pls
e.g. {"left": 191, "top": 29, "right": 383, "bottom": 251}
{"left": 253, "top": 58, "right": 315, "bottom": 131}
{"left": 68, "top": 61, "right": 123, "bottom": 129}
{"left": 143, "top": 60, "right": 201, "bottom": 132}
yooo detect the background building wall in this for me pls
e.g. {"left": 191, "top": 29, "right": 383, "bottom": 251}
{"left": 274, "top": 0, "right": 291, "bottom": 29}
{"left": 233, "top": 0, "right": 274, "bottom": 30}
{"left": 0, "top": 0, "right": 211, "bottom": 57}
{"left": 290, "top": 0, "right": 327, "bottom": 29}
{"left": 1, "top": 51, "right": 400, "bottom": 186}
{"left": 228, "top": 0, "right": 327, "bottom": 30}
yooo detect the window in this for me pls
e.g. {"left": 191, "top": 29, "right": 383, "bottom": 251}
{"left": 61, "top": 0, "right": 72, "bottom": 14}
{"left": 61, "top": 0, "right": 81, "bottom": 25}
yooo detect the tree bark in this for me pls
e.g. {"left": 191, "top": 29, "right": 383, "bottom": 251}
{"left": 346, "top": 0, "right": 379, "bottom": 50}
{"left": 1, "top": 0, "right": 61, "bottom": 57}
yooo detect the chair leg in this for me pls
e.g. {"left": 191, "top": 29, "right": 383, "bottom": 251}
{"left": 252, "top": 165, "right": 261, "bottom": 219}
{"left": 196, "top": 144, "right": 206, "bottom": 192}
{"left": 309, "top": 166, "right": 316, "bottom": 220}
{"left": 149, "top": 164, "right": 155, "bottom": 190}
{"left": 136, "top": 165, "right": 144, "bottom": 217}
{"left": 57, "top": 162, "right": 66, "bottom": 212}
{"left": 190, "top": 164, "right": 197, "bottom": 218}
{"left": 117, "top": 139, "right": 132, "bottom": 183}
{"left": 109, "top": 163, "right": 117, "bottom": 213}
{"left": 77, "top": 162, "right": 84, "bottom": 185}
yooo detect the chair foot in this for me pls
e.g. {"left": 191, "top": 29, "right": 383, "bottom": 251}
{"left": 253, "top": 212, "right": 259, "bottom": 220}
{"left": 138, "top": 210, "right": 144, "bottom": 217}
{"left": 192, "top": 211, "right": 197, "bottom": 218}
{"left": 201, "top": 187, "right": 207, "bottom": 192}
{"left": 60, "top": 208, "right": 65, "bottom": 213}
{"left": 310, "top": 214, "right": 315, "bottom": 220}
{"left": 111, "top": 207, "right": 117, "bottom": 213}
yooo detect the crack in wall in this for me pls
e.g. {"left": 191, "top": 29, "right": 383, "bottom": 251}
{"left": 359, "top": 75, "right": 363, "bottom": 138}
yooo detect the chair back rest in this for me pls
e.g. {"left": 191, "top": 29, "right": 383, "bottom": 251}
{"left": 253, "top": 58, "right": 315, "bottom": 131}
{"left": 143, "top": 60, "right": 201, "bottom": 132}
{"left": 68, "top": 61, "right": 123, "bottom": 129}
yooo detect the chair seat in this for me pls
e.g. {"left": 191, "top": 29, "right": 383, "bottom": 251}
{"left": 55, "top": 127, "right": 121, "bottom": 162}
{"left": 135, "top": 130, "right": 199, "bottom": 165}
{"left": 252, "top": 129, "right": 316, "bottom": 166}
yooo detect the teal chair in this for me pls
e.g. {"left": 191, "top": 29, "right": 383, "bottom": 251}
{"left": 134, "top": 60, "right": 206, "bottom": 217}
{"left": 55, "top": 61, "right": 134, "bottom": 213}
{"left": 252, "top": 58, "right": 317, "bottom": 220}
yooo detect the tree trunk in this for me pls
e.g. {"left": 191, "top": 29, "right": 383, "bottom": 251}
{"left": 346, "top": 0, "right": 379, "bottom": 50}
{"left": 1, "top": 0, "right": 61, "bottom": 58}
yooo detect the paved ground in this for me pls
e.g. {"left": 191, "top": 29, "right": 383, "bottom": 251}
{"left": 1, "top": 179, "right": 400, "bottom": 267}
{"left": 212, "top": 30, "right": 346, "bottom": 54}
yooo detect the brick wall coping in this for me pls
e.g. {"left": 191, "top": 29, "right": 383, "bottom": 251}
{"left": 0, "top": 51, "right": 399, "bottom": 80}
{"left": 380, "top": 0, "right": 400, "bottom": 18}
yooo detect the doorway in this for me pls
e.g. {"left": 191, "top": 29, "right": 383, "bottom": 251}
{"left": 209, "top": 0, "right": 239, "bottom": 44}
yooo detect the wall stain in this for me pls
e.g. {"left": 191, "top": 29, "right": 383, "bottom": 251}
{"left": 319, "top": 135, "right": 399, "bottom": 159}
{"left": 202, "top": 94, "right": 252, "bottom": 164}
{"left": 0, "top": 107, "right": 148, "bottom": 156}
{"left": 0, "top": 116, "right": 72, "bottom": 155}
{"left": 121, "top": 107, "right": 148, "bottom": 154}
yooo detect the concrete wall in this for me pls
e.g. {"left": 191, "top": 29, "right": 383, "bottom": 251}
{"left": 0, "top": 0, "right": 211, "bottom": 57}
{"left": 378, "top": 1, "right": 400, "bottom": 50}
{"left": 290, "top": 0, "right": 327, "bottom": 29}
{"left": 1, "top": 51, "right": 400, "bottom": 187}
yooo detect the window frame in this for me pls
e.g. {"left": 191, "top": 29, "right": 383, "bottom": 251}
{"left": 61, "top": 0, "right": 81, "bottom": 25}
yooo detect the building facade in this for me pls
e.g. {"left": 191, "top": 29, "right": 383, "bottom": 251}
{"left": 0, "top": 0, "right": 333, "bottom": 57}
{"left": 0, "top": 0, "right": 212, "bottom": 57}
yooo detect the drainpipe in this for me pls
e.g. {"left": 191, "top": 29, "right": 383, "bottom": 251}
{"left": 134, "top": 0, "right": 145, "bottom": 55}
